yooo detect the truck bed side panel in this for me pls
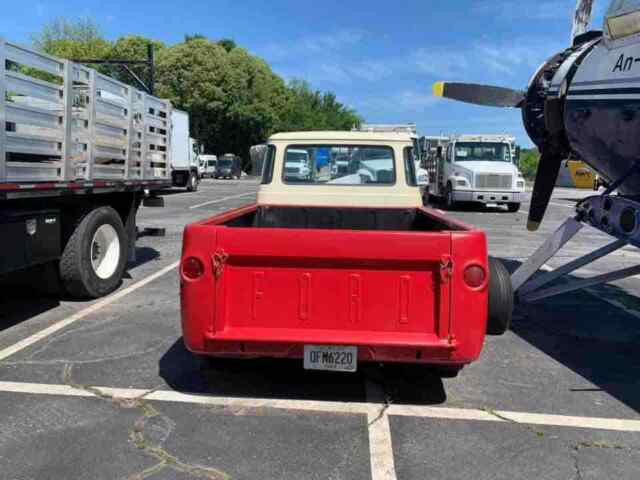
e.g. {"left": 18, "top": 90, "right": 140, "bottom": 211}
{"left": 450, "top": 230, "right": 489, "bottom": 362}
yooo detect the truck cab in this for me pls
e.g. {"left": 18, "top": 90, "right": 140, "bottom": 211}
{"left": 216, "top": 154, "right": 242, "bottom": 179}
{"left": 428, "top": 134, "right": 526, "bottom": 212}
{"left": 181, "top": 131, "right": 512, "bottom": 376}
{"left": 259, "top": 131, "right": 422, "bottom": 207}
{"left": 199, "top": 155, "right": 218, "bottom": 179}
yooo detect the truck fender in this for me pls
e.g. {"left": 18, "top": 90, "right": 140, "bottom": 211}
{"left": 447, "top": 175, "right": 470, "bottom": 189}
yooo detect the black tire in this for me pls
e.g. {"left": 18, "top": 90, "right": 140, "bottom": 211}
{"left": 445, "top": 183, "right": 456, "bottom": 210}
{"left": 187, "top": 172, "right": 198, "bottom": 192}
{"left": 487, "top": 257, "right": 513, "bottom": 335}
{"left": 507, "top": 203, "right": 521, "bottom": 213}
{"left": 59, "top": 206, "right": 127, "bottom": 299}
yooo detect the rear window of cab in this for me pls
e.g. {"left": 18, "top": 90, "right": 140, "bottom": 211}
{"left": 281, "top": 145, "right": 396, "bottom": 186}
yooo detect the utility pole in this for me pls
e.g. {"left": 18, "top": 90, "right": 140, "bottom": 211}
{"left": 72, "top": 44, "right": 156, "bottom": 95}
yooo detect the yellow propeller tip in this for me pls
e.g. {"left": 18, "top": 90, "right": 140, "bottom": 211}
{"left": 433, "top": 82, "right": 445, "bottom": 98}
{"left": 527, "top": 220, "right": 541, "bottom": 232}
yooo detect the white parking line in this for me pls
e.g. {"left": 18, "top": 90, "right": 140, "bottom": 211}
{"left": 368, "top": 413, "right": 397, "bottom": 480}
{"left": 0, "top": 261, "right": 179, "bottom": 362}
{"left": 1, "top": 380, "right": 639, "bottom": 433}
{"left": 521, "top": 201, "right": 575, "bottom": 209}
{"left": 365, "top": 380, "right": 397, "bottom": 480}
{"left": 189, "top": 192, "right": 257, "bottom": 210}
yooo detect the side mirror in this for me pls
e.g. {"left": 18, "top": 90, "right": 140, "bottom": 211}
{"left": 515, "top": 146, "right": 521, "bottom": 164}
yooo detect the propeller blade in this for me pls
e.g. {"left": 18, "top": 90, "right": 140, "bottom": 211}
{"left": 433, "top": 82, "right": 525, "bottom": 108}
{"left": 571, "top": 0, "right": 594, "bottom": 40}
{"left": 527, "top": 150, "right": 564, "bottom": 231}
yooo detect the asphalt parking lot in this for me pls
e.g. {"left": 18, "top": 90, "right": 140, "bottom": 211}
{"left": 1, "top": 180, "right": 639, "bottom": 480}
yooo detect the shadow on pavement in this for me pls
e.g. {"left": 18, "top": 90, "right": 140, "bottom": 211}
{"left": 0, "top": 294, "right": 60, "bottom": 333}
{"left": 501, "top": 257, "right": 640, "bottom": 413}
{"left": 159, "top": 338, "right": 447, "bottom": 406}
{"left": 0, "top": 246, "right": 160, "bottom": 332}
{"left": 126, "top": 246, "right": 161, "bottom": 270}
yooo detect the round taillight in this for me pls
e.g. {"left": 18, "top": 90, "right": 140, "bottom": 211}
{"left": 183, "top": 257, "right": 205, "bottom": 280}
{"left": 464, "top": 265, "right": 486, "bottom": 288}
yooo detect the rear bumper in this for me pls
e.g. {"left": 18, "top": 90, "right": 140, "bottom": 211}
{"left": 183, "top": 328, "right": 481, "bottom": 366}
{"left": 453, "top": 190, "right": 524, "bottom": 204}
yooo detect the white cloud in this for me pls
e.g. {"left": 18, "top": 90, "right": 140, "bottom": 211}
{"left": 410, "top": 49, "right": 470, "bottom": 77}
{"left": 357, "top": 90, "right": 442, "bottom": 114}
{"left": 261, "top": 29, "right": 367, "bottom": 61}
{"left": 474, "top": 0, "right": 574, "bottom": 21}
{"left": 409, "top": 36, "right": 565, "bottom": 79}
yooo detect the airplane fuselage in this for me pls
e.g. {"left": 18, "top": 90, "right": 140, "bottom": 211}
{"left": 562, "top": 38, "right": 640, "bottom": 196}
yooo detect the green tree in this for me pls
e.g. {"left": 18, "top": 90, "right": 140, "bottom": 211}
{"left": 278, "top": 79, "right": 362, "bottom": 132}
{"left": 32, "top": 17, "right": 111, "bottom": 62}
{"left": 156, "top": 38, "right": 290, "bottom": 169}
{"left": 217, "top": 39, "right": 237, "bottom": 52}
{"left": 519, "top": 148, "right": 540, "bottom": 180}
{"left": 107, "top": 36, "right": 165, "bottom": 89}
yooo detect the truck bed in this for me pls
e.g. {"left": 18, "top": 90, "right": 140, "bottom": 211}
{"left": 181, "top": 204, "right": 488, "bottom": 367}
{"left": 223, "top": 205, "right": 467, "bottom": 232}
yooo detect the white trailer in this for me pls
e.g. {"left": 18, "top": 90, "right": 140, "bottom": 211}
{"left": 169, "top": 110, "right": 199, "bottom": 191}
{"left": 0, "top": 38, "right": 174, "bottom": 298}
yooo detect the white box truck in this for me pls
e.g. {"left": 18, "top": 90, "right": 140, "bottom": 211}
{"left": 424, "top": 134, "right": 526, "bottom": 212}
{"left": 0, "top": 38, "right": 174, "bottom": 298}
{"left": 169, "top": 110, "right": 200, "bottom": 191}
{"left": 199, "top": 155, "right": 218, "bottom": 178}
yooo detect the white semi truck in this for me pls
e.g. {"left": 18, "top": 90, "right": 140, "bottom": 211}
{"left": 423, "top": 134, "right": 526, "bottom": 212}
{"left": 0, "top": 38, "right": 179, "bottom": 298}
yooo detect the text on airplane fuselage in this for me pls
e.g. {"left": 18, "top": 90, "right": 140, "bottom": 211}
{"left": 613, "top": 53, "right": 640, "bottom": 72}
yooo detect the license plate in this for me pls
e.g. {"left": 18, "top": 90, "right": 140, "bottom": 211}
{"left": 303, "top": 345, "right": 357, "bottom": 372}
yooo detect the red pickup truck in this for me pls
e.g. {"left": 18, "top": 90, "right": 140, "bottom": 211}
{"left": 181, "top": 132, "right": 512, "bottom": 376}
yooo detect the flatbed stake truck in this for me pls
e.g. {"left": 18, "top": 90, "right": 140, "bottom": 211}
{"left": 181, "top": 131, "right": 512, "bottom": 375}
{"left": 0, "top": 39, "right": 180, "bottom": 298}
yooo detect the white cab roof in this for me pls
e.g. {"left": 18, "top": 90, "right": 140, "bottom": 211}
{"left": 269, "top": 131, "right": 414, "bottom": 143}
{"left": 454, "top": 134, "right": 515, "bottom": 143}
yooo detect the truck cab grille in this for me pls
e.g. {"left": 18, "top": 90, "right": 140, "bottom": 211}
{"left": 475, "top": 174, "right": 512, "bottom": 190}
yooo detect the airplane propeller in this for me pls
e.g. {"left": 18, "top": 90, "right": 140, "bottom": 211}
{"left": 572, "top": 0, "right": 595, "bottom": 42}
{"left": 432, "top": 0, "right": 595, "bottom": 231}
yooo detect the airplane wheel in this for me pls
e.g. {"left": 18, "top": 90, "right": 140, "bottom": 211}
{"left": 487, "top": 257, "right": 513, "bottom": 335}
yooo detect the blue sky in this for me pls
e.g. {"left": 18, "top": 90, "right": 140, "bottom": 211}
{"left": 3, "top": 0, "right": 611, "bottom": 146}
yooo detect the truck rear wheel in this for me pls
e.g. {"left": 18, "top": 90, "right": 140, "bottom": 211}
{"left": 60, "top": 206, "right": 127, "bottom": 299}
{"left": 487, "top": 257, "right": 513, "bottom": 335}
{"left": 445, "top": 184, "right": 456, "bottom": 210}
{"left": 507, "top": 203, "right": 521, "bottom": 213}
{"left": 187, "top": 172, "right": 199, "bottom": 192}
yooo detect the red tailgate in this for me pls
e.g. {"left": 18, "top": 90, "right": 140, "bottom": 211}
{"left": 209, "top": 226, "right": 453, "bottom": 347}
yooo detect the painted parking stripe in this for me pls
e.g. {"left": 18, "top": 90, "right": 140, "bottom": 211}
{"left": 0, "top": 261, "right": 179, "bottom": 362}
{"left": 1, "top": 381, "right": 639, "bottom": 433}
{"left": 521, "top": 201, "right": 574, "bottom": 209}
{"left": 189, "top": 192, "right": 257, "bottom": 210}
{"left": 365, "top": 380, "right": 397, "bottom": 480}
